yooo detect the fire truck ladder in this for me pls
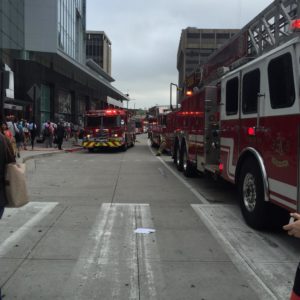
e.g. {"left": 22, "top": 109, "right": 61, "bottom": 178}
{"left": 198, "top": 0, "right": 300, "bottom": 86}
{"left": 246, "top": 0, "right": 299, "bottom": 56}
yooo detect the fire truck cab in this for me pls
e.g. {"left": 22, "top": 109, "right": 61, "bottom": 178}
{"left": 82, "top": 109, "right": 135, "bottom": 152}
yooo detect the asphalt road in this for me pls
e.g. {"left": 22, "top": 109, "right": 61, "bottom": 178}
{"left": 0, "top": 134, "right": 299, "bottom": 299}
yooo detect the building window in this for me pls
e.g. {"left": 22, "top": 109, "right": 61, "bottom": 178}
{"left": 268, "top": 52, "right": 295, "bottom": 109}
{"left": 242, "top": 69, "right": 260, "bottom": 114}
{"left": 201, "top": 33, "right": 215, "bottom": 39}
{"left": 187, "top": 32, "right": 200, "bottom": 39}
{"left": 216, "top": 33, "right": 230, "bottom": 39}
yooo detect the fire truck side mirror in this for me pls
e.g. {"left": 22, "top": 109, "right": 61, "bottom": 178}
{"left": 121, "top": 119, "right": 125, "bottom": 125}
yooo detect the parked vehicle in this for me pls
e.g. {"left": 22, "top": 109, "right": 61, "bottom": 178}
{"left": 82, "top": 109, "right": 135, "bottom": 152}
{"left": 166, "top": 0, "right": 300, "bottom": 230}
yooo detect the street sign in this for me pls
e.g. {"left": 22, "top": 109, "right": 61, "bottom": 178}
{"left": 27, "top": 84, "right": 41, "bottom": 100}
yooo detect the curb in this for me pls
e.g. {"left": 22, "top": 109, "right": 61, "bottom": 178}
{"left": 64, "top": 147, "right": 83, "bottom": 153}
{"left": 21, "top": 147, "right": 83, "bottom": 163}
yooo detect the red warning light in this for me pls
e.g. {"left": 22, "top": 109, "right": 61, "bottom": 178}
{"left": 247, "top": 127, "right": 256, "bottom": 136}
{"left": 219, "top": 163, "right": 224, "bottom": 172}
{"left": 291, "top": 19, "right": 300, "bottom": 30}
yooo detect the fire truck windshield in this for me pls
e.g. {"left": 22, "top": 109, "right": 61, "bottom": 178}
{"left": 86, "top": 116, "right": 121, "bottom": 128}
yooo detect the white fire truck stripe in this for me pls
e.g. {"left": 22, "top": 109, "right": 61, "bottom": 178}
{"left": 189, "top": 134, "right": 204, "bottom": 142}
{"left": 270, "top": 194, "right": 297, "bottom": 210}
{"left": 221, "top": 138, "right": 236, "bottom": 179}
{"left": 268, "top": 178, "right": 297, "bottom": 202}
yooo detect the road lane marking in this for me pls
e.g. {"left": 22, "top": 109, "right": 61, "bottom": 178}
{"left": 0, "top": 202, "right": 58, "bottom": 256}
{"left": 191, "top": 204, "right": 294, "bottom": 300}
{"left": 63, "top": 203, "right": 160, "bottom": 299}
{"left": 147, "top": 141, "right": 209, "bottom": 204}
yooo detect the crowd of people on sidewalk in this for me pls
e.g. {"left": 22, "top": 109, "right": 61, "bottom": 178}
{"left": 0, "top": 116, "right": 38, "bottom": 157}
{"left": 0, "top": 116, "right": 84, "bottom": 157}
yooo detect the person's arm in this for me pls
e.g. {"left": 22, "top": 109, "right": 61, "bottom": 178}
{"left": 283, "top": 213, "right": 300, "bottom": 238}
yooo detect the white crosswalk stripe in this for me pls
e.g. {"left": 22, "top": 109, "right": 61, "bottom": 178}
{"left": 62, "top": 203, "right": 161, "bottom": 299}
{"left": 0, "top": 202, "right": 58, "bottom": 257}
{"left": 0, "top": 202, "right": 162, "bottom": 299}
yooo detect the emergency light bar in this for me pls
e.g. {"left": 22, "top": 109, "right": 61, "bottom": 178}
{"left": 178, "top": 111, "right": 204, "bottom": 116}
{"left": 86, "top": 109, "right": 126, "bottom": 117}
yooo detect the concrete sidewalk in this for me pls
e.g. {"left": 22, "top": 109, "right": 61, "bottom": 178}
{"left": 17, "top": 138, "right": 83, "bottom": 163}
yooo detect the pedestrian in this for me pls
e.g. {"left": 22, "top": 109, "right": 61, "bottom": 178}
{"left": 0, "top": 130, "right": 16, "bottom": 299}
{"left": 43, "top": 121, "right": 53, "bottom": 148}
{"left": 28, "top": 119, "right": 37, "bottom": 150}
{"left": 6, "top": 116, "right": 19, "bottom": 157}
{"left": 22, "top": 120, "right": 30, "bottom": 150}
{"left": 72, "top": 123, "right": 79, "bottom": 145}
{"left": 156, "top": 134, "right": 167, "bottom": 156}
{"left": 1, "top": 122, "right": 16, "bottom": 158}
{"left": 283, "top": 213, "right": 300, "bottom": 299}
{"left": 55, "top": 122, "right": 65, "bottom": 150}
{"left": 15, "top": 120, "right": 24, "bottom": 157}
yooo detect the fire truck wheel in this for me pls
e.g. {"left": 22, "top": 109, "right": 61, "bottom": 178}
{"left": 88, "top": 148, "right": 94, "bottom": 153}
{"left": 182, "top": 146, "right": 196, "bottom": 177}
{"left": 238, "top": 158, "right": 268, "bottom": 230}
{"left": 175, "top": 144, "right": 183, "bottom": 171}
{"left": 150, "top": 138, "right": 155, "bottom": 147}
{"left": 121, "top": 142, "right": 128, "bottom": 152}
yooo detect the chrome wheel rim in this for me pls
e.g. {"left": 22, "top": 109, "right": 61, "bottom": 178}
{"left": 183, "top": 150, "right": 187, "bottom": 171}
{"left": 243, "top": 173, "right": 256, "bottom": 212}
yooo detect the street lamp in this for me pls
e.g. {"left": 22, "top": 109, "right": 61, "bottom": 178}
{"left": 170, "top": 82, "right": 179, "bottom": 110}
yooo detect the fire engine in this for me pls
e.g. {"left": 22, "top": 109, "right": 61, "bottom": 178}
{"left": 148, "top": 105, "right": 171, "bottom": 147}
{"left": 82, "top": 109, "right": 135, "bottom": 152}
{"left": 133, "top": 116, "right": 146, "bottom": 134}
{"left": 169, "top": 0, "right": 300, "bottom": 229}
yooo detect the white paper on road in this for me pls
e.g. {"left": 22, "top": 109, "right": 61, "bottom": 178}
{"left": 134, "top": 227, "right": 156, "bottom": 234}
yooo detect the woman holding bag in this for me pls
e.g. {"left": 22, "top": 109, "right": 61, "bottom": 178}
{"left": 0, "top": 131, "right": 16, "bottom": 218}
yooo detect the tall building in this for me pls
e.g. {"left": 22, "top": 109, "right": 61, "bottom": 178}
{"left": 24, "top": 0, "right": 86, "bottom": 64}
{"left": 0, "top": 0, "right": 128, "bottom": 127}
{"left": 0, "top": 0, "right": 25, "bottom": 117}
{"left": 177, "top": 27, "right": 239, "bottom": 103}
{"left": 86, "top": 31, "right": 112, "bottom": 76}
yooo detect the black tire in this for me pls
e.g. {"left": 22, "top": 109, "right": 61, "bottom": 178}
{"left": 88, "top": 148, "right": 94, "bottom": 153}
{"left": 173, "top": 142, "right": 178, "bottom": 164}
{"left": 150, "top": 138, "right": 155, "bottom": 147}
{"left": 176, "top": 143, "right": 183, "bottom": 171}
{"left": 238, "top": 158, "right": 270, "bottom": 230}
{"left": 182, "top": 145, "right": 196, "bottom": 177}
{"left": 121, "top": 142, "right": 128, "bottom": 152}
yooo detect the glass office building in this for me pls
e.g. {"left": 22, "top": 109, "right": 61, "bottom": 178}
{"left": 0, "top": 0, "right": 25, "bottom": 118}
{"left": 57, "top": 0, "right": 85, "bottom": 62}
{"left": 0, "top": 0, "right": 24, "bottom": 52}
{"left": 86, "top": 31, "right": 112, "bottom": 75}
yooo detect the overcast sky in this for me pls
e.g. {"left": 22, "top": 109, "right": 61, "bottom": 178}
{"left": 86, "top": 0, "right": 273, "bottom": 109}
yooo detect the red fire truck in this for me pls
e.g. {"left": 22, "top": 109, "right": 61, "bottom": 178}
{"left": 148, "top": 105, "right": 171, "bottom": 147}
{"left": 169, "top": 0, "right": 300, "bottom": 229}
{"left": 82, "top": 109, "right": 135, "bottom": 152}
